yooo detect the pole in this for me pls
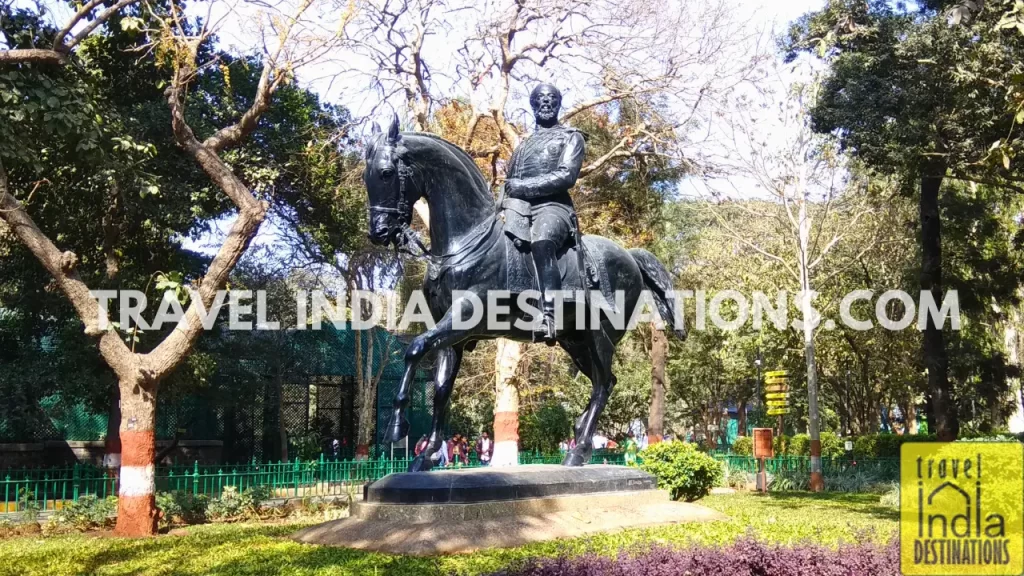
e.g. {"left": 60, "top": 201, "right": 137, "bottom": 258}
{"left": 845, "top": 368, "right": 851, "bottom": 436}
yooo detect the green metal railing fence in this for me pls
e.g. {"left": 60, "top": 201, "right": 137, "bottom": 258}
{"left": 1, "top": 450, "right": 626, "bottom": 514}
{"left": 714, "top": 454, "right": 900, "bottom": 480}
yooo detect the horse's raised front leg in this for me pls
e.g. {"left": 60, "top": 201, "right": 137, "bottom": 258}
{"left": 386, "top": 297, "right": 480, "bottom": 444}
{"left": 561, "top": 332, "right": 617, "bottom": 467}
{"left": 409, "top": 346, "right": 464, "bottom": 472}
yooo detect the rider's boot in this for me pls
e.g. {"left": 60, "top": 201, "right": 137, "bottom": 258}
{"left": 532, "top": 239, "right": 561, "bottom": 345}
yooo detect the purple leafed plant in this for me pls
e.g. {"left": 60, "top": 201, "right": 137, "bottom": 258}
{"left": 490, "top": 537, "right": 900, "bottom": 576}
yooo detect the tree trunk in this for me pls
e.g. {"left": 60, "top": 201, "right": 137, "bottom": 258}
{"left": 492, "top": 338, "right": 523, "bottom": 466}
{"left": 648, "top": 328, "right": 668, "bottom": 444}
{"left": 798, "top": 196, "right": 823, "bottom": 491}
{"left": 737, "top": 398, "right": 748, "bottom": 437}
{"left": 804, "top": 322, "right": 824, "bottom": 491}
{"left": 103, "top": 388, "right": 121, "bottom": 469}
{"left": 920, "top": 170, "right": 956, "bottom": 440}
{"left": 113, "top": 376, "right": 159, "bottom": 537}
{"left": 904, "top": 399, "right": 918, "bottom": 435}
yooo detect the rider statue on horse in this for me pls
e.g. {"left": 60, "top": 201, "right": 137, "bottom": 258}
{"left": 362, "top": 85, "right": 685, "bottom": 471}
{"left": 503, "top": 83, "right": 586, "bottom": 343}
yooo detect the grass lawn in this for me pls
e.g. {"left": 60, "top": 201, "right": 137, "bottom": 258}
{"left": 0, "top": 492, "right": 897, "bottom": 576}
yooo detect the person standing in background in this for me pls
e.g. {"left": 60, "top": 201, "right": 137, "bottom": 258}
{"left": 476, "top": 432, "right": 493, "bottom": 466}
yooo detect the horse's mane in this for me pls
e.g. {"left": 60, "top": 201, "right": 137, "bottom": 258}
{"left": 366, "top": 131, "right": 491, "bottom": 203}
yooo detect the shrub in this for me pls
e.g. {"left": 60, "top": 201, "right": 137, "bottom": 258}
{"left": 769, "top": 468, "right": 892, "bottom": 493}
{"left": 156, "top": 491, "right": 209, "bottom": 527}
{"left": 50, "top": 495, "right": 117, "bottom": 530}
{"left": 730, "top": 436, "right": 752, "bottom": 456}
{"left": 207, "top": 485, "right": 273, "bottom": 520}
{"left": 16, "top": 488, "right": 40, "bottom": 521}
{"left": 494, "top": 537, "right": 900, "bottom": 576}
{"left": 790, "top": 433, "right": 810, "bottom": 456}
{"left": 637, "top": 441, "right": 722, "bottom": 501}
{"left": 820, "top": 431, "right": 845, "bottom": 458}
{"left": 519, "top": 400, "right": 572, "bottom": 455}
{"left": 773, "top": 434, "right": 791, "bottom": 456}
{"left": 852, "top": 433, "right": 936, "bottom": 458}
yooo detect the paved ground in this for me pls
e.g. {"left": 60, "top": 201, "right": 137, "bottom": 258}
{"left": 292, "top": 490, "right": 727, "bottom": 555}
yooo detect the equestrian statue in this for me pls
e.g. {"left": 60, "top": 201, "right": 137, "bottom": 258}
{"left": 363, "top": 84, "right": 685, "bottom": 471}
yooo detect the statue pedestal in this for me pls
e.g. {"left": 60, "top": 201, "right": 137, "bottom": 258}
{"left": 293, "top": 464, "right": 726, "bottom": 554}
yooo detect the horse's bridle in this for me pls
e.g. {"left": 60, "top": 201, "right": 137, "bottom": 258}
{"left": 369, "top": 157, "right": 431, "bottom": 258}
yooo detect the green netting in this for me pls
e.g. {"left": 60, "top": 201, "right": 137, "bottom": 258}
{"left": 4, "top": 325, "right": 429, "bottom": 463}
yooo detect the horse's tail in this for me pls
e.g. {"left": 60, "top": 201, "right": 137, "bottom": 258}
{"left": 629, "top": 248, "right": 686, "bottom": 340}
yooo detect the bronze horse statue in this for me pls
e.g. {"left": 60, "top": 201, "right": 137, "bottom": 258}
{"left": 363, "top": 115, "right": 684, "bottom": 471}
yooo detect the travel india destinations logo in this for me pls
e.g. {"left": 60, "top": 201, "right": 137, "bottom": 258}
{"left": 900, "top": 442, "right": 1024, "bottom": 575}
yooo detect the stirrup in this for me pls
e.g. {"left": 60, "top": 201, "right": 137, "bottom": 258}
{"left": 541, "top": 312, "right": 558, "bottom": 345}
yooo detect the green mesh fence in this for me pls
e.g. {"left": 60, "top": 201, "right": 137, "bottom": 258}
{"left": 2, "top": 325, "right": 429, "bottom": 464}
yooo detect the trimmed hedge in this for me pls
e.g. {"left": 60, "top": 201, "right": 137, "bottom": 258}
{"left": 494, "top": 537, "right": 900, "bottom": 576}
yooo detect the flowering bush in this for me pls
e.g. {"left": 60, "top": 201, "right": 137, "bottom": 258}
{"left": 636, "top": 441, "right": 721, "bottom": 501}
{"left": 491, "top": 537, "right": 899, "bottom": 576}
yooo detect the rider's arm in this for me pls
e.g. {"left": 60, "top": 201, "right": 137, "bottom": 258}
{"left": 508, "top": 132, "right": 585, "bottom": 199}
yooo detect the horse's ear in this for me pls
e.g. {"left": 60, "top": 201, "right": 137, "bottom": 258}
{"left": 371, "top": 121, "right": 381, "bottom": 135}
{"left": 387, "top": 113, "right": 401, "bottom": 143}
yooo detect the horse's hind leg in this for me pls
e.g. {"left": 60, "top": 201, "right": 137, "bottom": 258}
{"left": 409, "top": 346, "right": 463, "bottom": 472}
{"left": 561, "top": 333, "right": 617, "bottom": 467}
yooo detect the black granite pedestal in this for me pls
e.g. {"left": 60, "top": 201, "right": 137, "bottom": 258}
{"left": 364, "top": 464, "right": 656, "bottom": 504}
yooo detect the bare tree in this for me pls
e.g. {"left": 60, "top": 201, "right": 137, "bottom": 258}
{"left": 696, "top": 70, "right": 878, "bottom": 491}
{"left": 0, "top": 0, "right": 342, "bottom": 534}
{"left": 338, "top": 0, "right": 761, "bottom": 466}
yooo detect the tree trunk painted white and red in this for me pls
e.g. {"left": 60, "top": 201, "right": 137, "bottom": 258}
{"left": 491, "top": 338, "right": 523, "bottom": 466}
{"left": 114, "top": 378, "right": 158, "bottom": 536}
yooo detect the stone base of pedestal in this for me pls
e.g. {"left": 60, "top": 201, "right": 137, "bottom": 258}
{"left": 292, "top": 465, "right": 726, "bottom": 555}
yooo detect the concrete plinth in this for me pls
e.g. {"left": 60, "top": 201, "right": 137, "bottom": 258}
{"left": 293, "top": 465, "right": 727, "bottom": 555}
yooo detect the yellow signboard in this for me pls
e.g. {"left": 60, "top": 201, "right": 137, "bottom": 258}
{"left": 765, "top": 392, "right": 788, "bottom": 400}
{"left": 766, "top": 408, "right": 790, "bottom": 416}
{"left": 900, "top": 442, "right": 1024, "bottom": 575}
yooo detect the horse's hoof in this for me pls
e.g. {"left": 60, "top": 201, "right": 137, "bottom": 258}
{"left": 387, "top": 418, "right": 410, "bottom": 443}
{"left": 561, "top": 451, "right": 587, "bottom": 467}
{"left": 409, "top": 454, "right": 433, "bottom": 472}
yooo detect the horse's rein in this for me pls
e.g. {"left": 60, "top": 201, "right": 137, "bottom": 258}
{"left": 371, "top": 156, "right": 500, "bottom": 272}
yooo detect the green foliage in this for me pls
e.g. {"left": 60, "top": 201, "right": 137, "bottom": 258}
{"left": 290, "top": 434, "right": 323, "bottom": 463}
{"left": 636, "top": 441, "right": 722, "bottom": 501}
{"left": 852, "top": 433, "right": 936, "bottom": 458}
{"left": 155, "top": 491, "right": 209, "bottom": 528}
{"left": 820, "top": 432, "right": 844, "bottom": 458}
{"left": 519, "top": 400, "right": 573, "bottom": 455}
{"left": 50, "top": 495, "right": 117, "bottom": 530}
{"left": 790, "top": 434, "right": 810, "bottom": 456}
{"left": 206, "top": 485, "right": 273, "bottom": 521}
{"left": 730, "top": 436, "right": 753, "bottom": 456}
{"left": 17, "top": 488, "right": 40, "bottom": 521}
{"left": 779, "top": 432, "right": 844, "bottom": 458}
{"left": 769, "top": 468, "right": 892, "bottom": 494}
{"left": 773, "top": 434, "right": 791, "bottom": 456}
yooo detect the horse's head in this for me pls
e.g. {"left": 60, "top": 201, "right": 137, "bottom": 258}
{"left": 363, "top": 114, "right": 418, "bottom": 247}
